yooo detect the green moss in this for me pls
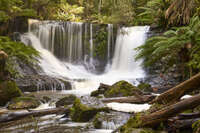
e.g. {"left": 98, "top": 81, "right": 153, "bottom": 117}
{"left": 120, "top": 114, "right": 143, "bottom": 132}
{"left": 192, "top": 120, "right": 200, "bottom": 132}
{"left": 8, "top": 96, "right": 40, "bottom": 109}
{"left": 70, "top": 98, "right": 109, "bottom": 122}
{"left": 0, "top": 80, "right": 22, "bottom": 106}
{"left": 93, "top": 113, "right": 102, "bottom": 129}
{"left": 139, "top": 129, "right": 157, "bottom": 133}
{"left": 0, "top": 36, "right": 39, "bottom": 77}
{"left": 137, "top": 83, "right": 152, "bottom": 92}
{"left": 91, "top": 90, "right": 100, "bottom": 97}
{"left": 56, "top": 94, "right": 77, "bottom": 107}
{"left": 182, "top": 109, "right": 193, "bottom": 114}
{"left": 104, "top": 80, "right": 141, "bottom": 98}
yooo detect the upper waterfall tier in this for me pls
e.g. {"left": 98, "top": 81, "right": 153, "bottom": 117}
{"left": 28, "top": 21, "right": 116, "bottom": 73}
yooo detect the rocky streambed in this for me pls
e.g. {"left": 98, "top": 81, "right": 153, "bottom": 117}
{"left": 0, "top": 80, "right": 158, "bottom": 133}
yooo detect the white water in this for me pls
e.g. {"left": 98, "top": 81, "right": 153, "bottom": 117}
{"left": 22, "top": 21, "right": 149, "bottom": 95}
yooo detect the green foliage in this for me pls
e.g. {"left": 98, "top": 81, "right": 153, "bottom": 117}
{"left": 94, "top": 27, "right": 108, "bottom": 59}
{"left": 0, "top": 36, "right": 39, "bottom": 77}
{"left": 136, "top": 0, "right": 169, "bottom": 27}
{"left": 136, "top": 16, "right": 200, "bottom": 76}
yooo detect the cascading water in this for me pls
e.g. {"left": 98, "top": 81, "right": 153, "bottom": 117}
{"left": 110, "top": 27, "right": 149, "bottom": 77}
{"left": 21, "top": 19, "right": 149, "bottom": 95}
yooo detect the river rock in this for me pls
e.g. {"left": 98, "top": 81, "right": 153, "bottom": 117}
{"left": 8, "top": 96, "right": 40, "bottom": 110}
{"left": 56, "top": 94, "right": 77, "bottom": 107}
{"left": 137, "top": 82, "right": 153, "bottom": 92}
{"left": 104, "top": 80, "right": 143, "bottom": 98}
{"left": 0, "top": 81, "right": 22, "bottom": 106}
{"left": 91, "top": 81, "right": 143, "bottom": 98}
{"left": 70, "top": 98, "right": 109, "bottom": 122}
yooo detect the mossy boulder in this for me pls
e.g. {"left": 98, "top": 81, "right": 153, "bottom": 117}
{"left": 56, "top": 94, "right": 77, "bottom": 107}
{"left": 8, "top": 97, "right": 40, "bottom": 109}
{"left": 0, "top": 80, "right": 22, "bottom": 106}
{"left": 104, "top": 80, "right": 143, "bottom": 98}
{"left": 137, "top": 83, "right": 152, "bottom": 92}
{"left": 70, "top": 98, "right": 109, "bottom": 122}
{"left": 91, "top": 83, "right": 111, "bottom": 97}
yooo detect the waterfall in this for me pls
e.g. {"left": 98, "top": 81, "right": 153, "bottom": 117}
{"left": 110, "top": 26, "right": 149, "bottom": 77}
{"left": 21, "top": 19, "right": 149, "bottom": 95}
{"left": 107, "top": 24, "right": 114, "bottom": 64}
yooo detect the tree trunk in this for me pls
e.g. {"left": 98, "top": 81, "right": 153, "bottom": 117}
{"left": 139, "top": 94, "right": 200, "bottom": 127}
{"left": 151, "top": 73, "right": 200, "bottom": 104}
{"left": 102, "top": 95, "right": 156, "bottom": 104}
{"left": 0, "top": 107, "right": 70, "bottom": 123}
{"left": 0, "top": 51, "right": 8, "bottom": 81}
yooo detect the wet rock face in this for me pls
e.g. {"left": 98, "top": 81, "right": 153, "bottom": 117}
{"left": 0, "top": 81, "right": 22, "bottom": 106}
{"left": 56, "top": 94, "right": 77, "bottom": 107}
{"left": 141, "top": 61, "right": 183, "bottom": 93}
{"left": 8, "top": 96, "right": 40, "bottom": 110}
{"left": 15, "top": 75, "right": 72, "bottom": 92}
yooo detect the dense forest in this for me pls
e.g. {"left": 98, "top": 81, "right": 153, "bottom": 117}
{"left": 1, "top": 0, "right": 200, "bottom": 133}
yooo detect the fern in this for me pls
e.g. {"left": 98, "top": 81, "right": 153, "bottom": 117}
{"left": 0, "top": 36, "right": 40, "bottom": 77}
{"left": 136, "top": 16, "right": 200, "bottom": 75}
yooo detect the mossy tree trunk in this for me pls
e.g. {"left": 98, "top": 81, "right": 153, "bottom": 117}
{"left": 151, "top": 72, "right": 200, "bottom": 104}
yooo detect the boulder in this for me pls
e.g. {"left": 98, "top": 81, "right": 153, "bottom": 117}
{"left": 8, "top": 97, "right": 40, "bottom": 110}
{"left": 0, "top": 81, "right": 22, "bottom": 106}
{"left": 104, "top": 81, "right": 143, "bottom": 98}
{"left": 137, "top": 82, "right": 152, "bottom": 92}
{"left": 91, "top": 83, "right": 110, "bottom": 97}
{"left": 70, "top": 98, "right": 109, "bottom": 122}
{"left": 56, "top": 94, "right": 77, "bottom": 107}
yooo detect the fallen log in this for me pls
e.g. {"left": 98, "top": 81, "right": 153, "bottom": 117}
{"left": 151, "top": 73, "right": 200, "bottom": 104}
{"left": 137, "top": 94, "right": 200, "bottom": 127}
{"left": 0, "top": 107, "right": 70, "bottom": 123}
{"left": 176, "top": 113, "right": 200, "bottom": 120}
{"left": 102, "top": 95, "right": 156, "bottom": 104}
{"left": 168, "top": 118, "right": 200, "bottom": 130}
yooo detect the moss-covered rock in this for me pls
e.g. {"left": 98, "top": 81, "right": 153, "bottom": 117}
{"left": 70, "top": 98, "right": 109, "bottom": 122}
{"left": 8, "top": 96, "right": 40, "bottom": 109}
{"left": 56, "top": 94, "right": 77, "bottom": 107}
{"left": 0, "top": 80, "right": 22, "bottom": 106}
{"left": 104, "top": 80, "right": 143, "bottom": 98}
{"left": 93, "top": 113, "right": 102, "bottom": 129}
{"left": 137, "top": 83, "right": 152, "bottom": 92}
